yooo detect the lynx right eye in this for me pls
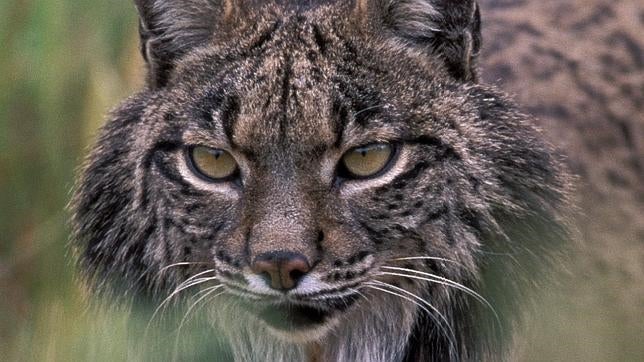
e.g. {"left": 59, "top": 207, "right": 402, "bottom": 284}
{"left": 187, "top": 145, "right": 238, "bottom": 181}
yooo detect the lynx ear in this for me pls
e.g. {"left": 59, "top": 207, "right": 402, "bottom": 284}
{"left": 134, "top": 0, "right": 234, "bottom": 88}
{"left": 358, "top": 0, "right": 481, "bottom": 81}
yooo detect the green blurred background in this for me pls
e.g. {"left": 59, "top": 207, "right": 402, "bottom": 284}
{"left": 0, "top": 0, "right": 145, "bottom": 359}
{"left": 1, "top": 1, "right": 642, "bottom": 361}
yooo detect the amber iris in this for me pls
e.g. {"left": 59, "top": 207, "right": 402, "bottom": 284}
{"left": 341, "top": 143, "right": 394, "bottom": 178}
{"left": 188, "top": 146, "right": 238, "bottom": 181}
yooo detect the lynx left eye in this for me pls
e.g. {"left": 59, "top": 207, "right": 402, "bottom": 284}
{"left": 340, "top": 143, "right": 394, "bottom": 179}
{"left": 187, "top": 145, "right": 238, "bottom": 181}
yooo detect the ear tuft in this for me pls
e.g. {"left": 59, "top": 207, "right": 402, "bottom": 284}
{"left": 134, "top": 0, "right": 226, "bottom": 88}
{"left": 365, "top": 0, "right": 482, "bottom": 81}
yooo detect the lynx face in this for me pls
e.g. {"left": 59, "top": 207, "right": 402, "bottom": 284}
{"left": 73, "top": 0, "right": 570, "bottom": 360}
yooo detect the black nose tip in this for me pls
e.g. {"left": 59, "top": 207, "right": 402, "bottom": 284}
{"left": 251, "top": 251, "right": 311, "bottom": 290}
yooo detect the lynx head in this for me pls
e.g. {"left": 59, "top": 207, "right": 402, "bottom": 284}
{"left": 72, "top": 0, "right": 570, "bottom": 360}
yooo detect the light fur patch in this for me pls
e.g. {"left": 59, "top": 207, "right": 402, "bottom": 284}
{"left": 209, "top": 291, "right": 418, "bottom": 362}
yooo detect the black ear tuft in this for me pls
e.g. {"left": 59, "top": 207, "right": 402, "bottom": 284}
{"left": 134, "top": 0, "right": 226, "bottom": 88}
{"left": 371, "top": 0, "right": 482, "bottom": 81}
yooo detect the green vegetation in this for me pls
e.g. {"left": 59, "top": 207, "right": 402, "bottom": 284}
{"left": 0, "top": 0, "right": 146, "bottom": 359}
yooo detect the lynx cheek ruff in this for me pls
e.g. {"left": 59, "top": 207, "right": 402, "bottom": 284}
{"left": 72, "top": 1, "right": 573, "bottom": 360}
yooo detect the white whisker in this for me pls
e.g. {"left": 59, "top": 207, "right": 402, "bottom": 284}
{"left": 368, "top": 280, "right": 458, "bottom": 359}
{"left": 159, "top": 261, "right": 212, "bottom": 274}
{"left": 146, "top": 272, "right": 218, "bottom": 332}
{"left": 348, "top": 287, "right": 372, "bottom": 306}
{"left": 175, "top": 269, "right": 216, "bottom": 289}
{"left": 365, "top": 284, "right": 436, "bottom": 321}
{"left": 353, "top": 104, "right": 384, "bottom": 117}
{"left": 179, "top": 286, "right": 225, "bottom": 330}
{"left": 380, "top": 267, "right": 490, "bottom": 309}
{"left": 172, "top": 286, "right": 226, "bottom": 361}
{"left": 379, "top": 267, "right": 502, "bottom": 328}
{"left": 393, "top": 256, "right": 460, "bottom": 265}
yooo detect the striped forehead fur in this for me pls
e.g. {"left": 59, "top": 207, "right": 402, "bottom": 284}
{"left": 71, "top": 1, "right": 572, "bottom": 361}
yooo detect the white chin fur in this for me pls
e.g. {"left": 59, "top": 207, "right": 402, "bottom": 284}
{"left": 263, "top": 314, "right": 339, "bottom": 343}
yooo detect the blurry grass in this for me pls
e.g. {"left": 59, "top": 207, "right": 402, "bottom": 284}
{"left": 0, "top": 0, "right": 144, "bottom": 360}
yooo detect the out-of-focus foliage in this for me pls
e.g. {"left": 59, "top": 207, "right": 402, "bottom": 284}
{"left": 0, "top": 0, "right": 146, "bottom": 360}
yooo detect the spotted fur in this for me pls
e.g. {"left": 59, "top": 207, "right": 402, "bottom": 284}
{"left": 71, "top": 1, "right": 579, "bottom": 360}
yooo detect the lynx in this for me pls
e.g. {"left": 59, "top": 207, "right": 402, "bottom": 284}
{"left": 71, "top": 0, "right": 595, "bottom": 360}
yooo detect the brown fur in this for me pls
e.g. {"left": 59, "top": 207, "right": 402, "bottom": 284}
{"left": 70, "top": 0, "right": 643, "bottom": 360}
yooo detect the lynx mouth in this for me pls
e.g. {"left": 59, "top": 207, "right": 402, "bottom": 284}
{"left": 245, "top": 295, "right": 359, "bottom": 331}
{"left": 257, "top": 304, "right": 330, "bottom": 330}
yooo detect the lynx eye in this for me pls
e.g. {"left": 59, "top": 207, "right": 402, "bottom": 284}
{"left": 340, "top": 143, "right": 394, "bottom": 179}
{"left": 187, "top": 145, "right": 238, "bottom": 181}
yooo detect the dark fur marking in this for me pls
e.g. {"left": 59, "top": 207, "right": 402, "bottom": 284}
{"left": 216, "top": 250, "right": 233, "bottom": 265}
{"left": 400, "top": 210, "right": 413, "bottom": 217}
{"left": 249, "top": 21, "right": 282, "bottom": 52}
{"left": 331, "top": 98, "right": 349, "bottom": 147}
{"left": 315, "top": 230, "right": 325, "bottom": 254}
{"left": 410, "top": 136, "right": 462, "bottom": 161}
{"left": 390, "top": 162, "right": 429, "bottom": 189}
{"left": 217, "top": 269, "right": 249, "bottom": 286}
{"left": 152, "top": 151, "right": 207, "bottom": 197}
{"left": 220, "top": 95, "right": 241, "bottom": 144}
{"left": 444, "top": 211, "right": 456, "bottom": 246}
{"left": 358, "top": 220, "right": 386, "bottom": 244}
{"left": 357, "top": 251, "right": 371, "bottom": 261}
{"left": 312, "top": 24, "right": 327, "bottom": 54}
{"left": 278, "top": 52, "right": 293, "bottom": 138}
{"left": 393, "top": 181, "right": 407, "bottom": 190}
{"left": 140, "top": 140, "right": 181, "bottom": 207}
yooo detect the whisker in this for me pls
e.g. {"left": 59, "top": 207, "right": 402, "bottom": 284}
{"left": 368, "top": 280, "right": 458, "bottom": 358}
{"left": 179, "top": 286, "right": 225, "bottom": 329}
{"left": 365, "top": 283, "right": 459, "bottom": 362}
{"left": 175, "top": 269, "right": 216, "bottom": 290}
{"left": 365, "top": 284, "right": 426, "bottom": 312}
{"left": 380, "top": 267, "right": 491, "bottom": 309}
{"left": 348, "top": 287, "right": 372, "bottom": 306}
{"left": 150, "top": 276, "right": 220, "bottom": 318}
{"left": 167, "top": 277, "right": 220, "bottom": 302}
{"left": 393, "top": 256, "right": 461, "bottom": 265}
{"left": 147, "top": 277, "right": 220, "bottom": 333}
{"left": 353, "top": 104, "right": 383, "bottom": 117}
{"left": 172, "top": 287, "right": 226, "bottom": 362}
{"left": 364, "top": 284, "right": 443, "bottom": 334}
{"left": 159, "top": 261, "right": 212, "bottom": 274}
{"left": 379, "top": 267, "right": 502, "bottom": 328}
{"left": 187, "top": 284, "right": 223, "bottom": 302}
{"left": 146, "top": 273, "right": 219, "bottom": 332}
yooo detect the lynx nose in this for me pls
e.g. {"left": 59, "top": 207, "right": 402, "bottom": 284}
{"left": 251, "top": 251, "right": 311, "bottom": 291}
